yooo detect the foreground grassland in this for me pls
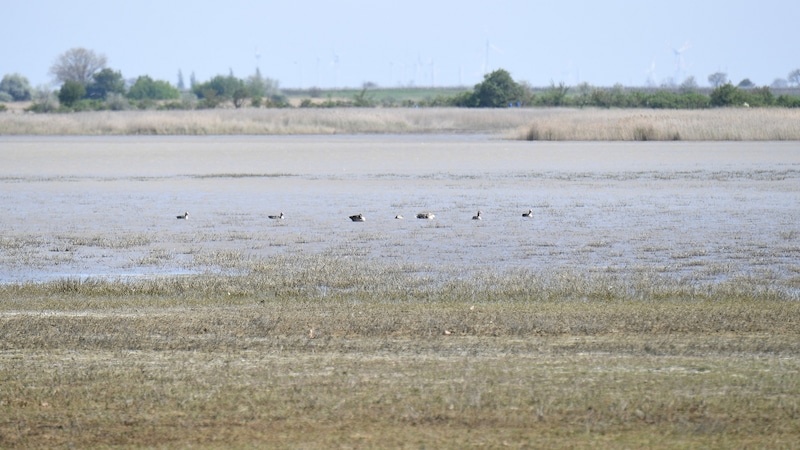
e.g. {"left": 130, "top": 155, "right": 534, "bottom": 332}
{"left": 2, "top": 262, "right": 799, "bottom": 448}
{"left": 2, "top": 107, "right": 800, "bottom": 140}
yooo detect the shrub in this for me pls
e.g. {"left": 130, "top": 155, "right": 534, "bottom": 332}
{"left": 58, "top": 80, "right": 86, "bottom": 107}
{"left": 0, "top": 73, "right": 33, "bottom": 101}
{"left": 128, "top": 76, "right": 180, "bottom": 100}
{"left": 710, "top": 83, "right": 746, "bottom": 107}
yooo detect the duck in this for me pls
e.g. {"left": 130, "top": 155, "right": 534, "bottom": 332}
{"left": 522, "top": 209, "right": 533, "bottom": 217}
{"left": 268, "top": 212, "right": 285, "bottom": 219}
{"left": 176, "top": 211, "right": 189, "bottom": 220}
{"left": 416, "top": 212, "right": 435, "bottom": 219}
{"left": 349, "top": 213, "right": 366, "bottom": 222}
{"left": 395, "top": 215, "right": 404, "bottom": 219}
{"left": 472, "top": 211, "right": 482, "bottom": 220}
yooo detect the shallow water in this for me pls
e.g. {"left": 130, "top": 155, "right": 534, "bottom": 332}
{"left": 1, "top": 135, "right": 799, "bottom": 285}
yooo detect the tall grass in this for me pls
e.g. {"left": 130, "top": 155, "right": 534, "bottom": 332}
{"left": 2, "top": 107, "right": 800, "bottom": 139}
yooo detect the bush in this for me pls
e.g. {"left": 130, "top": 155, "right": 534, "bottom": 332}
{"left": 58, "top": 80, "right": 86, "bottom": 107}
{"left": 0, "top": 73, "right": 33, "bottom": 101}
{"left": 710, "top": 83, "right": 746, "bottom": 107}
{"left": 128, "top": 76, "right": 180, "bottom": 100}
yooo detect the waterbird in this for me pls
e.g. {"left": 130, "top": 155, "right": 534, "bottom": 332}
{"left": 349, "top": 213, "right": 366, "bottom": 222}
{"left": 268, "top": 212, "right": 284, "bottom": 219}
{"left": 416, "top": 212, "right": 435, "bottom": 219}
{"left": 395, "top": 215, "right": 404, "bottom": 219}
{"left": 522, "top": 209, "right": 533, "bottom": 217}
{"left": 472, "top": 211, "right": 482, "bottom": 220}
{"left": 176, "top": 212, "right": 189, "bottom": 220}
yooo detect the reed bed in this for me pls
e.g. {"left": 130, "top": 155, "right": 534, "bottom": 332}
{"left": 2, "top": 107, "right": 800, "bottom": 140}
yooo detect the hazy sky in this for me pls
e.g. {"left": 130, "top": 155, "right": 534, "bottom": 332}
{"left": 3, "top": 0, "right": 798, "bottom": 90}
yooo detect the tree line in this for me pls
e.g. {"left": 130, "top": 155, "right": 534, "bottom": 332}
{"left": 2, "top": 47, "right": 799, "bottom": 112}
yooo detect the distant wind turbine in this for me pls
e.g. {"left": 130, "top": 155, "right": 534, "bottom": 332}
{"left": 670, "top": 41, "right": 691, "bottom": 82}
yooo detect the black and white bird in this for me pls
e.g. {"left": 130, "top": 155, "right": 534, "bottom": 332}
{"left": 177, "top": 211, "right": 189, "bottom": 220}
{"left": 268, "top": 212, "right": 285, "bottom": 219}
{"left": 349, "top": 213, "right": 366, "bottom": 222}
{"left": 522, "top": 209, "right": 533, "bottom": 217}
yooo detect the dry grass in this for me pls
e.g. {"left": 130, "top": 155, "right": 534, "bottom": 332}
{"left": 2, "top": 107, "right": 800, "bottom": 140}
{"left": 2, "top": 259, "right": 800, "bottom": 448}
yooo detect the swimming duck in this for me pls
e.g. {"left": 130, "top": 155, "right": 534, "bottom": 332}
{"left": 349, "top": 213, "right": 366, "bottom": 222}
{"left": 395, "top": 215, "right": 404, "bottom": 219}
{"left": 472, "top": 211, "right": 482, "bottom": 220}
{"left": 522, "top": 209, "right": 533, "bottom": 217}
{"left": 416, "top": 212, "right": 435, "bottom": 219}
{"left": 268, "top": 212, "right": 285, "bottom": 219}
{"left": 176, "top": 212, "right": 189, "bottom": 220}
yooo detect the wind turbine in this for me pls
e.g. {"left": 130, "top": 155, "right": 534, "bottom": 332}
{"left": 644, "top": 59, "right": 657, "bottom": 87}
{"left": 483, "top": 39, "right": 504, "bottom": 75}
{"left": 671, "top": 41, "right": 691, "bottom": 82}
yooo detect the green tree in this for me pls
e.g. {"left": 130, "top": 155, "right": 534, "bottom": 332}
{"left": 0, "top": 73, "right": 33, "bottom": 101}
{"left": 710, "top": 83, "right": 746, "bottom": 107}
{"left": 471, "top": 69, "right": 525, "bottom": 107}
{"left": 193, "top": 75, "right": 246, "bottom": 107}
{"left": 58, "top": 80, "right": 86, "bottom": 107}
{"left": 49, "top": 47, "right": 107, "bottom": 85}
{"left": 177, "top": 69, "right": 185, "bottom": 91}
{"left": 541, "top": 81, "right": 570, "bottom": 106}
{"left": 85, "top": 68, "right": 125, "bottom": 99}
{"left": 127, "top": 76, "right": 180, "bottom": 100}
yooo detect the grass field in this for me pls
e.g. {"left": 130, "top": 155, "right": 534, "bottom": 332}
{"left": 2, "top": 260, "right": 800, "bottom": 448}
{"left": 2, "top": 107, "right": 800, "bottom": 140}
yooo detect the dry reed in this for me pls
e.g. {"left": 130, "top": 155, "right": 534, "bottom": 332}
{"left": 2, "top": 107, "right": 799, "bottom": 140}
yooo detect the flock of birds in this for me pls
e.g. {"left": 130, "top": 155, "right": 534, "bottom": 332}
{"left": 177, "top": 210, "right": 536, "bottom": 221}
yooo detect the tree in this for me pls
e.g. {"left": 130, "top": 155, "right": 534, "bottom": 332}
{"left": 58, "top": 80, "right": 86, "bottom": 107}
{"left": 0, "top": 73, "right": 33, "bottom": 101}
{"left": 127, "top": 75, "right": 180, "bottom": 100}
{"left": 177, "top": 70, "right": 185, "bottom": 91}
{"left": 49, "top": 47, "right": 107, "bottom": 85}
{"left": 471, "top": 69, "right": 525, "bottom": 108}
{"left": 788, "top": 69, "right": 800, "bottom": 87}
{"left": 737, "top": 78, "right": 755, "bottom": 88}
{"left": 679, "top": 76, "right": 698, "bottom": 93}
{"left": 771, "top": 78, "right": 789, "bottom": 89}
{"left": 85, "top": 68, "right": 125, "bottom": 99}
{"left": 708, "top": 72, "right": 727, "bottom": 88}
{"left": 709, "top": 83, "right": 745, "bottom": 107}
{"left": 193, "top": 74, "right": 245, "bottom": 102}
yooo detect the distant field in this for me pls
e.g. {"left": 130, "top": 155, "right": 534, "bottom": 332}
{"left": 283, "top": 86, "right": 469, "bottom": 105}
{"left": 2, "top": 107, "right": 800, "bottom": 140}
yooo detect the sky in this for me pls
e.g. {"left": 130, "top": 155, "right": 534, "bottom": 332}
{"left": 3, "top": 0, "right": 798, "bottom": 90}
